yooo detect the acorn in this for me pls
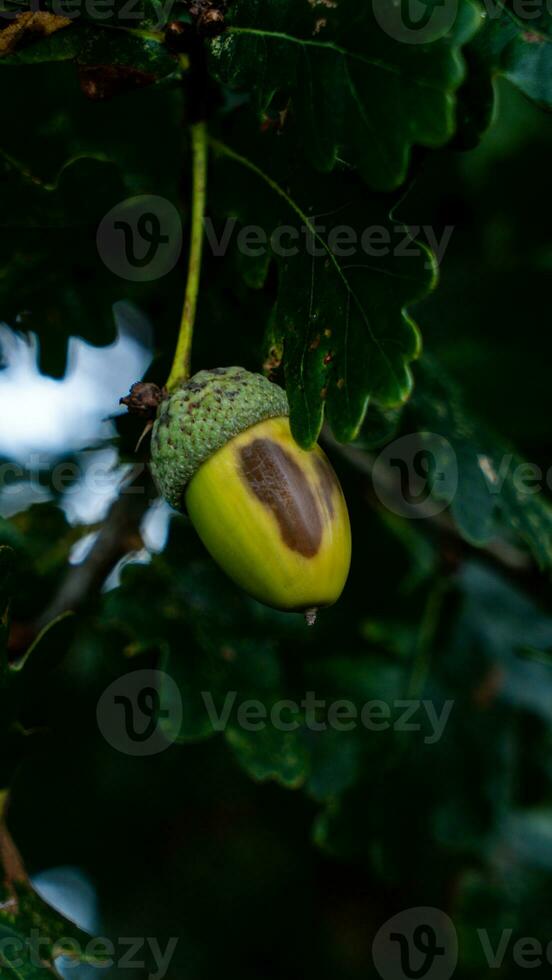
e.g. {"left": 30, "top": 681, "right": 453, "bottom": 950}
{"left": 148, "top": 367, "right": 351, "bottom": 621}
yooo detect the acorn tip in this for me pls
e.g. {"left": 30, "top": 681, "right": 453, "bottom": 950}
{"left": 304, "top": 608, "right": 318, "bottom": 627}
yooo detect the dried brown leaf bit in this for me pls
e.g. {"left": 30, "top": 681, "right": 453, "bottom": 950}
{"left": 120, "top": 382, "right": 168, "bottom": 419}
{"left": 0, "top": 11, "right": 71, "bottom": 57}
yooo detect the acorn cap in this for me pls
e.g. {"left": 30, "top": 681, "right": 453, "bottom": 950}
{"left": 150, "top": 366, "right": 289, "bottom": 510}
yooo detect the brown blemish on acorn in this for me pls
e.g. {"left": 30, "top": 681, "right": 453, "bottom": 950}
{"left": 239, "top": 439, "right": 322, "bottom": 558}
{"left": 314, "top": 456, "right": 336, "bottom": 517}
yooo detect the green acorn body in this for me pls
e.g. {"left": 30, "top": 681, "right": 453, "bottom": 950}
{"left": 150, "top": 367, "right": 351, "bottom": 616}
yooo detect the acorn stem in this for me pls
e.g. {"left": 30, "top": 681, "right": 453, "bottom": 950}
{"left": 304, "top": 608, "right": 318, "bottom": 627}
{"left": 166, "top": 120, "right": 208, "bottom": 392}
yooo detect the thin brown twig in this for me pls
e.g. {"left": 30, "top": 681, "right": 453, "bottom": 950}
{"left": 33, "top": 464, "right": 154, "bottom": 635}
{"left": 322, "top": 428, "right": 537, "bottom": 579}
{"left": 0, "top": 791, "right": 27, "bottom": 908}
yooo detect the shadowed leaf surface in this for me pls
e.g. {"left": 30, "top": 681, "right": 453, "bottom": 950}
{"left": 209, "top": 0, "right": 482, "bottom": 190}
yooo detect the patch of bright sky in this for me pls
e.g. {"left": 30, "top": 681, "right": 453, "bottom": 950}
{"left": 32, "top": 866, "right": 102, "bottom": 979}
{"left": 0, "top": 300, "right": 150, "bottom": 461}
{"left": 0, "top": 301, "right": 172, "bottom": 563}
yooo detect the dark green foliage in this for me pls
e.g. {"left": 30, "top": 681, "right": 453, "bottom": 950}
{"left": 0, "top": 2, "right": 551, "bottom": 977}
